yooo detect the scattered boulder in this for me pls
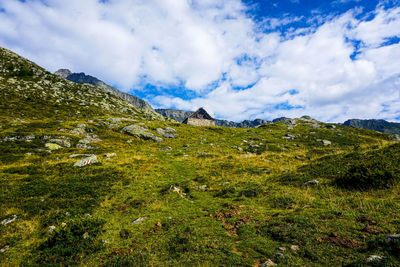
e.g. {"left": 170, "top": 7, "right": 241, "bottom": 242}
{"left": 69, "top": 154, "right": 92, "bottom": 158}
{"left": 70, "top": 124, "right": 87, "bottom": 135}
{"left": 156, "top": 127, "right": 178, "bottom": 138}
{"left": 275, "top": 252, "right": 286, "bottom": 260}
{"left": 262, "top": 259, "right": 277, "bottom": 266}
{"left": 49, "top": 138, "right": 71, "bottom": 148}
{"left": 304, "top": 180, "right": 319, "bottom": 186}
{"left": 121, "top": 124, "right": 163, "bottom": 142}
{"left": 73, "top": 154, "right": 98, "bottom": 167}
{"left": 48, "top": 225, "right": 56, "bottom": 233}
{"left": 45, "top": 143, "right": 62, "bottom": 150}
{"left": 389, "top": 134, "right": 400, "bottom": 141}
{"left": 159, "top": 146, "right": 172, "bottom": 151}
{"left": 290, "top": 245, "right": 299, "bottom": 252}
{"left": 78, "top": 135, "right": 102, "bottom": 145}
{"left": 104, "top": 153, "right": 116, "bottom": 158}
{"left": 317, "top": 139, "right": 332, "bottom": 146}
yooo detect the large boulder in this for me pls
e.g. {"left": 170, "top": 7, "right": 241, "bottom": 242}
{"left": 73, "top": 154, "right": 98, "bottom": 167}
{"left": 121, "top": 125, "right": 163, "bottom": 142}
{"left": 156, "top": 127, "right": 178, "bottom": 138}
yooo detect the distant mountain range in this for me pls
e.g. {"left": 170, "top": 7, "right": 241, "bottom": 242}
{"left": 343, "top": 119, "right": 400, "bottom": 134}
{"left": 155, "top": 109, "right": 270, "bottom": 128}
{"left": 54, "top": 69, "right": 153, "bottom": 110}
{"left": 54, "top": 70, "right": 400, "bottom": 132}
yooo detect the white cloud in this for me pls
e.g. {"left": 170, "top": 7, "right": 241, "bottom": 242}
{"left": 0, "top": 0, "right": 399, "bottom": 122}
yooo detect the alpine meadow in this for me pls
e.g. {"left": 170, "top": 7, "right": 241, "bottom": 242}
{"left": 1, "top": 0, "right": 400, "bottom": 266}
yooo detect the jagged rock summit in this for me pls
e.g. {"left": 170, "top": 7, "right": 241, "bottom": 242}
{"left": 55, "top": 69, "right": 154, "bottom": 111}
{"left": 54, "top": 69, "right": 72, "bottom": 79}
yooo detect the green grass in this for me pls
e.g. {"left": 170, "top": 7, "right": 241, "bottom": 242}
{"left": 1, "top": 45, "right": 400, "bottom": 266}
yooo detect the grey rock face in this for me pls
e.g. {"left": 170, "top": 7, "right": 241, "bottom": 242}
{"left": 73, "top": 154, "right": 98, "bottom": 167}
{"left": 55, "top": 70, "right": 154, "bottom": 111}
{"left": 121, "top": 124, "right": 163, "bottom": 142}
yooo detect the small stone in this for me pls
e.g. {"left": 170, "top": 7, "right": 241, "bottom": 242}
{"left": 275, "top": 252, "right": 286, "bottom": 259}
{"left": 0, "top": 245, "right": 10, "bottom": 253}
{"left": 82, "top": 232, "right": 89, "bottom": 239}
{"left": 383, "top": 234, "right": 400, "bottom": 242}
{"left": 290, "top": 245, "right": 299, "bottom": 251}
{"left": 262, "top": 259, "right": 277, "bottom": 266}
{"left": 159, "top": 147, "right": 172, "bottom": 151}
{"left": 104, "top": 153, "right": 116, "bottom": 158}
{"left": 132, "top": 216, "right": 148, "bottom": 225}
{"left": 322, "top": 140, "right": 332, "bottom": 146}
{"left": 194, "top": 185, "right": 208, "bottom": 191}
{"left": 366, "top": 255, "right": 383, "bottom": 262}
{"left": 1, "top": 215, "right": 17, "bottom": 225}
{"left": 278, "top": 247, "right": 286, "bottom": 251}
{"left": 304, "top": 180, "right": 319, "bottom": 186}
{"left": 49, "top": 225, "right": 56, "bottom": 233}
{"left": 45, "top": 143, "right": 62, "bottom": 150}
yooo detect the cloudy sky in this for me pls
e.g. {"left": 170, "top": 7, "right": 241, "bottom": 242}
{"left": 0, "top": 0, "right": 399, "bottom": 122}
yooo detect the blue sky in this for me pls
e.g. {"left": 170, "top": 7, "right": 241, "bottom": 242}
{"left": 0, "top": 0, "right": 399, "bottom": 122}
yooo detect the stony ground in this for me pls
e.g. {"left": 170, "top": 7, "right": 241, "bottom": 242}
{"left": 1, "top": 46, "right": 400, "bottom": 266}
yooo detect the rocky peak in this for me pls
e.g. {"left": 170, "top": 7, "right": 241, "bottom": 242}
{"left": 54, "top": 69, "right": 72, "bottom": 79}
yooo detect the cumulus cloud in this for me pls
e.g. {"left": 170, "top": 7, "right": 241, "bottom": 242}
{"left": 0, "top": 0, "right": 399, "bottom": 122}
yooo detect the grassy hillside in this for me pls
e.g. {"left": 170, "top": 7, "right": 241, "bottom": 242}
{"left": 1, "top": 46, "right": 400, "bottom": 266}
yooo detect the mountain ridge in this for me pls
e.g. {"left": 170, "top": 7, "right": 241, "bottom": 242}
{"left": 54, "top": 69, "right": 154, "bottom": 111}
{"left": 343, "top": 119, "right": 400, "bottom": 134}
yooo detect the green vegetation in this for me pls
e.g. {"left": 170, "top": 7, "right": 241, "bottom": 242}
{"left": 1, "top": 46, "right": 400, "bottom": 266}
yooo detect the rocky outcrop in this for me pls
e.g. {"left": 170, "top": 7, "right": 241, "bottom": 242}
{"left": 343, "top": 119, "right": 400, "bottom": 134}
{"left": 55, "top": 69, "right": 154, "bottom": 111}
{"left": 121, "top": 124, "right": 163, "bottom": 142}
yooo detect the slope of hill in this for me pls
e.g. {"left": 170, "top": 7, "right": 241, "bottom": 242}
{"left": 1, "top": 46, "right": 400, "bottom": 267}
{"left": 344, "top": 119, "right": 400, "bottom": 134}
{"left": 156, "top": 108, "right": 270, "bottom": 128}
{"left": 55, "top": 69, "right": 154, "bottom": 110}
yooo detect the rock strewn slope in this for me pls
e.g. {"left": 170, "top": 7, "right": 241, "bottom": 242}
{"left": 55, "top": 69, "right": 154, "bottom": 111}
